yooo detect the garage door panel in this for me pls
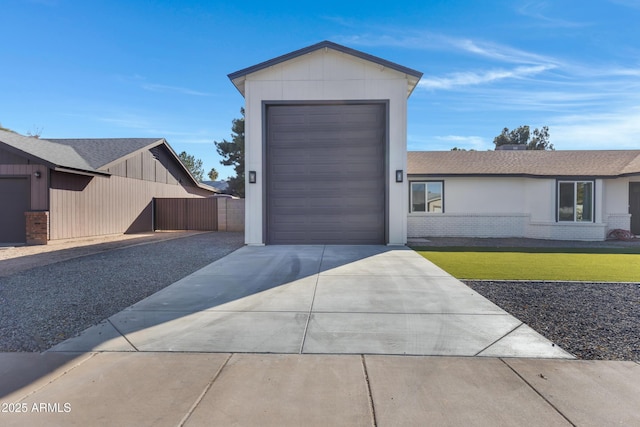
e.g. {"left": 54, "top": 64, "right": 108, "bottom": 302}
{"left": 0, "top": 178, "right": 29, "bottom": 243}
{"left": 267, "top": 103, "right": 386, "bottom": 244}
{"left": 270, "top": 165, "right": 383, "bottom": 178}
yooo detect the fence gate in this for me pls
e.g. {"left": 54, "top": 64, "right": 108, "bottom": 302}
{"left": 154, "top": 198, "right": 218, "bottom": 231}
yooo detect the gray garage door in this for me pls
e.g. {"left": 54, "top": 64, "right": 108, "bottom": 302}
{"left": 266, "top": 103, "right": 386, "bottom": 244}
{"left": 0, "top": 178, "right": 29, "bottom": 243}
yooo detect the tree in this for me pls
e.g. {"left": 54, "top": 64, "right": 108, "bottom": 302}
{"left": 493, "top": 125, "right": 554, "bottom": 150}
{"left": 208, "top": 167, "right": 219, "bottom": 181}
{"left": 214, "top": 108, "right": 245, "bottom": 197}
{"left": 0, "top": 123, "right": 15, "bottom": 133}
{"left": 177, "top": 151, "right": 204, "bottom": 181}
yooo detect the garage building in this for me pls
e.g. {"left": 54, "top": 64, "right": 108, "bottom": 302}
{"left": 228, "top": 41, "right": 422, "bottom": 245}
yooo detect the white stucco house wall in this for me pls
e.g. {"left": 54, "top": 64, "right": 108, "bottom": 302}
{"left": 228, "top": 41, "right": 422, "bottom": 245}
{"left": 408, "top": 150, "right": 640, "bottom": 241}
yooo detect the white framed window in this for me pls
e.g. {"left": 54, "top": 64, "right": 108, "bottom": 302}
{"left": 410, "top": 181, "right": 443, "bottom": 213}
{"left": 558, "top": 181, "right": 594, "bottom": 222}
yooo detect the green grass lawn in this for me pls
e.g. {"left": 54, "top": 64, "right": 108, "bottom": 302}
{"left": 415, "top": 248, "right": 640, "bottom": 282}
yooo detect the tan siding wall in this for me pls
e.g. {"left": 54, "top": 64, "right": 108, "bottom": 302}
{"left": 155, "top": 160, "right": 168, "bottom": 184}
{"left": 0, "top": 163, "right": 48, "bottom": 210}
{"left": 106, "top": 161, "right": 127, "bottom": 177}
{"left": 142, "top": 150, "right": 155, "bottom": 182}
{"left": 103, "top": 147, "right": 191, "bottom": 186}
{"left": 49, "top": 172, "right": 209, "bottom": 240}
{"left": 126, "top": 157, "right": 142, "bottom": 180}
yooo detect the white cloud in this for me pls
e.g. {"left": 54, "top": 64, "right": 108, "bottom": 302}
{"left": 338, "top": 31, "right": 559, "bottom": 66}
{"left": 609, "top": 0, "right": 640, "bottom": 10}
{"left": 550, "top": 108, "right": 640, "bottom": 149}
{"left": 408, "top": 134, "right": 489, "bottom": 151}
{"left": 516, "top": 2, "right": 590, "bottom": 27}
{"left": 419, "top": 65, "right": 554, "bottom": 90}
{"left": 141, "top": 83, "right": 213, "bottom": 97}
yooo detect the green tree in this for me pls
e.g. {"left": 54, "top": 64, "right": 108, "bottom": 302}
{"left": 177, "top": 151, "right": 205, "bottom": 182}
{"left": 214, "top": 108, "right": 245, "bottom": 197}
{"left": 208, "top": 167, "right": 219, "bottom": 181}
{"left": 0, "top": 123, "right": 15, "bottom": 132}
{"left": 493, "top": 125, "right": 554, "bottom": 150}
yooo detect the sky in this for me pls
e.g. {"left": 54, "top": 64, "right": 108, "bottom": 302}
{"left": 2, "top": 0, "right": 640, "bottom": 180}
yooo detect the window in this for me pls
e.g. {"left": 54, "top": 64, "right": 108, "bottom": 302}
{"left": 558, "top": 181, "right": 593, "bottom": 222}
{"left": 411, "top": 182, "right": 443, "bottom": 213}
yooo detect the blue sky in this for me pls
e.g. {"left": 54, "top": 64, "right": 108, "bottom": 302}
{"left": 2, "top": 0, "right": 639, "bottom": 180}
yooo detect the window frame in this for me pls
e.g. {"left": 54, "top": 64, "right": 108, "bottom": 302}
{"left": 556, "top": 180, "right": 595, "bottom": 223}
{"left": 410, "top": 180, "right": 444, "bottom": 213}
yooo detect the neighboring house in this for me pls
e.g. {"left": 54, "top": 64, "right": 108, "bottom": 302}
{"left": 0, "top": 130, "right": 217, "bottom": 244}
{"left": 408, "top": 150, "right": 640, "bottom": 241}
{"left": 202, "top": 180, "right": 229, "bottom": 192}
{"left": 229, "top": 40, "right": 422, "bottom": 245}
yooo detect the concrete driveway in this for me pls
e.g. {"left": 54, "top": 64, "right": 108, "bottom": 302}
{"left": 50, "top": 245, "right": 572, "bottom": 358}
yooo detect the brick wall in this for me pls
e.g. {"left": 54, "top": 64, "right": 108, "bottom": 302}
{"left": 25, "top": 211, "right": 49, "bottom": 245}
{"left": 408, "top": 213, "right": 529, "bottom": 238}
{"left": 408, "top": 213, "right": 612, "bottom": 241}
{"left": 605, "top": 213, "right": 631, "bottom": 232}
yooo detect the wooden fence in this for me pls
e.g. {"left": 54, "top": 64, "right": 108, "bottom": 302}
{"left": 154, "top": 197, "right": 218, "bottom": 231}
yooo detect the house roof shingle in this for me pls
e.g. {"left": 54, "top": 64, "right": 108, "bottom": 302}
{"left": 48, "top": 138, "right": 163, "bottom": 169}
{"left": 0, "top": 131, "right": 214, "bottom": 191}
{"left": 408, "top": 150, "right": 640, "bottom": 178}
{"left": 0, "top": 129, "right": 98, "bottom": 172}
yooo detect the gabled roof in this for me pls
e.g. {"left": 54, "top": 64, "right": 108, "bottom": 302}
{"left": 0, "top": 129, "right": 100, "bottom": 175}
{"left": 228, "top": 40, "right": 423, "bottom": 97}
{"left": 408, "top": 150, "right": 640, "bottom": 178}
{"left": 48, "top": 138, "right": 162, "bottom": 170}
{"left": 0, "top": 130, "right": 216, "bottom": 191}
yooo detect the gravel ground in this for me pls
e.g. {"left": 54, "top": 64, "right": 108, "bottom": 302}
{"left": 465, "top": 280, "right": 640, "bottom": 361}
{"left": 0, "top": 232, "right": 244, "bottom": 352}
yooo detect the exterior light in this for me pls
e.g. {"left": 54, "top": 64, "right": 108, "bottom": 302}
{"left": 249, "top": 171, "right": 257, "bottom": 184}
{"left": 34, "top": 171, "right": 42, "bottom": 178}
{"left": 395, "top": 170, "right": 403, "bottom": 183}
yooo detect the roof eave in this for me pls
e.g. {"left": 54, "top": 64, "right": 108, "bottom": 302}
{"left": 53, "top": 166, "right": 111, "bottom": 177}
{"left": 228, "top": 40, "right": 423, "bottom": 97}
{"left": 97, "top": 138, "right": 166, "bottom": 171}
{"left": 158, "top": 139, "right": 216, "bottom": 190}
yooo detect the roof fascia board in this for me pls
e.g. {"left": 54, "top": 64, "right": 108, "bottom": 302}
{"left": 228, "top": 40, "right": 423, "bottom": 94}
{"left": 100, "top": 138, "right": 208, "bottom": 188}
{"left": 159, "top": 139, "right": 207, "bottom": 188}
{"left": 54, "top": 167, "right": 111, "bottom": 177}
{"left": 98, "top": 138, "right": 165, "bottom": 170}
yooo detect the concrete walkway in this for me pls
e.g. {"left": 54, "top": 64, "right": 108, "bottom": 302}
{"left": 1, "top": 352, "right": 639, "bottom": 426}
{"left": 49, "top": 245, "right": 571, "bottom": 358}
{"left": 2, "top": 246, "right": 639, "bottom": 426}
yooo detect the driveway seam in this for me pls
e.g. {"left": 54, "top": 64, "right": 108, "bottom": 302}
{"left": 178, "top": 353, "right": 233, "bottom": 427}
{"left": 500, "top": 358, "right": 577, "bottom": 426}
{"left": 360, "top": 355, "right": 378, "bottom": 427}
{"left": 474, "top": 322, "right": 524, "bottom": 356}
{"left": 107, "top": 319, "right": 139, "bottom": 351}
{"left": 14, "top": 352, "right": 98, "bottom": 402}
{"left": 299, "top": 245, "right": 326, "bottom": 354}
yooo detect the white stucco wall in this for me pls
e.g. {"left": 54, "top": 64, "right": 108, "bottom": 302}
{"left": 242, "top": 48, "right": 412, "bottom": 245}
{"left": 604, "top": 177, "right": 632, "bottom": 231}
{"left": 408, "top": 176, "right": 630, "bottom": 241}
